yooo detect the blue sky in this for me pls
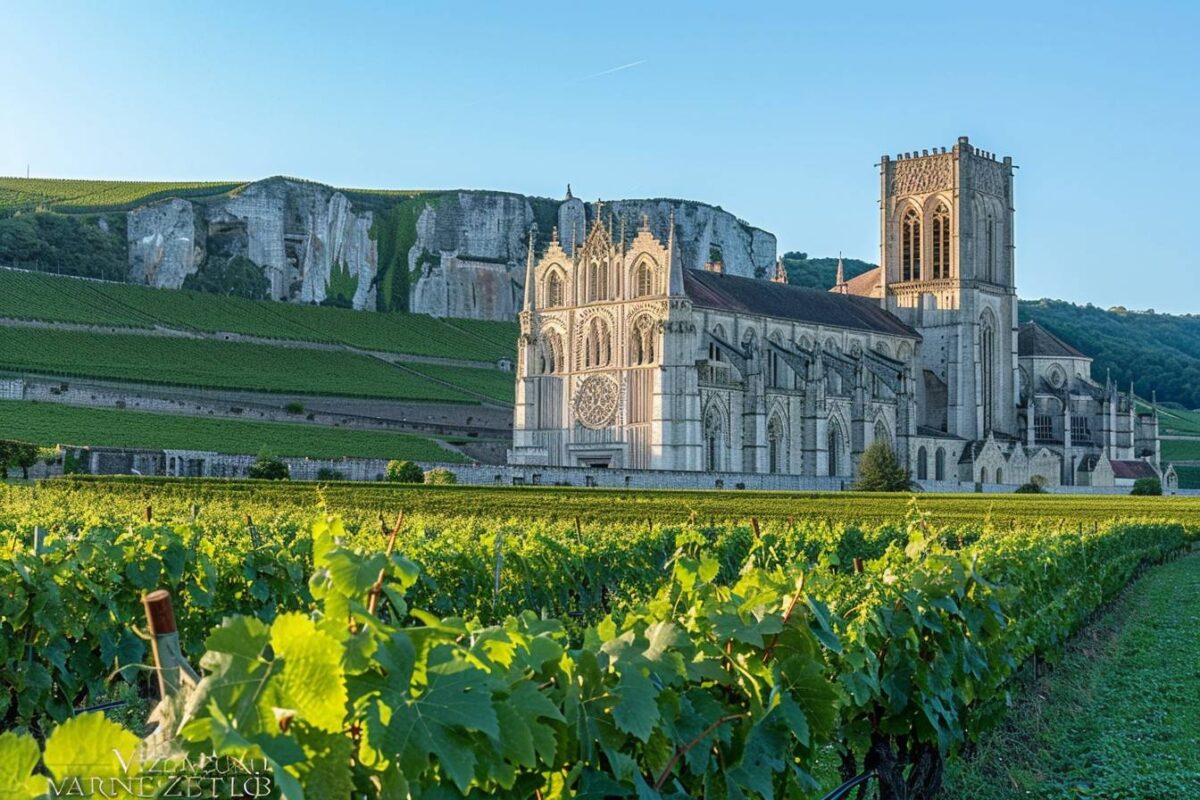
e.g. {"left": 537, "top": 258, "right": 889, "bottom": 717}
{"left": 2, "top": 1, "right": 1196, "bottom": 312}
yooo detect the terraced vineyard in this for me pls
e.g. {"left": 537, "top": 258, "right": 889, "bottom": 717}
{"left": 0, "top": 326, "right": 495, "bottom": 403}
{"left": 0, "top": 479, "right": 1194, "bottom": 797}
{"left": 0, "top": 400, "right": 461, "bottom": 461}
{"left": 0, "top": 268, "right": 518, "bottom": 362}
{"left": 0, "top": 177, "right": 243, "bottom": 213}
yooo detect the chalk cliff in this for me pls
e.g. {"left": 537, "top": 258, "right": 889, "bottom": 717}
{"left": 125, "top": 180, "right": 776, "bottom": 320}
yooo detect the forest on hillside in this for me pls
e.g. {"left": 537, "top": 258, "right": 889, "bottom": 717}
{"left": 1019, "top": 299, "right": 1200, "bottom": 411}
{"left": 784, "top": 255, "right": 1200, "bottom": 411}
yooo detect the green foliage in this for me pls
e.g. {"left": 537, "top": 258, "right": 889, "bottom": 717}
{"left": 780, "top": 252, "right": 876, "bottom": 290}
{"left": 1131, "top": 477, "right": 1163, "bottom": 496}
{"left": 321, "top": 260, "right": 359, "bottom": 308}
{"left": 181, "top": 254, "right": 269, "bottom": 300}
{"left": 370, "top": 195, "right": 442, "bottom": 312}
{"left": 424, "top": 467, "right": 458, "bottom": 485}
{"left": 0, "top": 440, "right": 40, "bottom": 479}
{"left": 316, "top": 467, "right": 346, "bottom": 481}
{"left": 0, "top": 212, "right": 127, "bottom": 280}
{"left": 0, "top": 503, "right": 1188, "bottom": 797}
{"left": 386, "top": 459, "right": 425, "bottom": 483}
{"left": 284, "top": 401, "right": 305, "bottom": 415}
{"left": 1020, "top": 298, "right": 1200, "bottom": 410}
{"left": 248, "top": 451, "right": 290, "bottom": 480}
{"left": 1014, "top": 475, "right": 1048, "bottom": 494}
{"left": 0, "top": 400, "right": 462, "bottom": 462}
{"left": 851, "top": 441, "right": 914, "bottom": 492}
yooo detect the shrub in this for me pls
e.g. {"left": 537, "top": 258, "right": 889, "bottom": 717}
{"left": 284, "top": 402, "right": 305, "bottom": 415}
{"left": 386, "top": 459, "right": 424, "bottom": 483}
{"left": 317, "top": 467, "right": 346, "bottom": 481}
{"left": 852, "top": 440, "right": 914, "bottom": 492}
{"left": 1131, "top": 477, "right": 1163, "bottom": 496}
{"left": 248, "top": 451, "right": 289, "bottom": 481}
{"left": 0, "top": 439, "right": 41, "bottom": 480}
{"left": 424, "top": 467, "right": 457, "bottom": 485}
{"left": 1015, "top": 475, "right": 1048, "bottom": 494}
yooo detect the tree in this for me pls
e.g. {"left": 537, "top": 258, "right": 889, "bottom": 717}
{"left": 248, "top": 451, "right": 289, "bottom": 480}
{"left": 852, "top": 440, "right": 914, "bottom": 492}
{"left": 424, "top": 467, "right": 457, "bottom": 485}
{"left": 0, "top": 440, "right": 40, "bottom": 480}
{"left": 1014, "top": 475, "right": 1048, "bottom": 494}
{"left": 1131, "top": 477, "right": 1162, "bottom": 496}
{"left": 386, "top": 460, "right": 425, "bottom": 483}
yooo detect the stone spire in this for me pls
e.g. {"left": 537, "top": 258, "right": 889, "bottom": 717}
{"left": 836, "top": 253, "right": 846, "bottom": 286}
{"left": 771, "top": 257, "right": 788, "bottom": 284}
{"left": 667, "top": 208, "right": 685, "bottom": 295}
{"left": 523, "top": 228, "right": 537, "bottom": 312}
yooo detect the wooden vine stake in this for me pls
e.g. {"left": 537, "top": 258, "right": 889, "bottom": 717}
{"left": 367, "top": 512, "right": 405, "bottom": 616}
{"left": 142, "top": 590, "right": 199, "bottom": 700}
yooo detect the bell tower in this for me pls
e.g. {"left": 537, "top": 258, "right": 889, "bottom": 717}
{"left": 879, "top": 137, "right": 1018, "bottom": 440}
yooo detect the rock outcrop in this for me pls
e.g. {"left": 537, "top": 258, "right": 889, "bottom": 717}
{"left": 125, "top": 180, "right": 776, "bottom": 320}
{"left": 127, "top": 178, "right": 378, "bottom": 309}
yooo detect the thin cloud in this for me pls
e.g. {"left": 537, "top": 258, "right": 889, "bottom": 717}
{"left": 583, "top": 59, "right": 647, "bottom": 79}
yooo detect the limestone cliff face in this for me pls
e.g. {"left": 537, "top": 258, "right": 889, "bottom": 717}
{"left": 407, "top": 192, "right": 777, "bottom": 320}
{"left": 126, "top": 180, "right": 776, "bottom": 320}
{"left": 128, "top": 198, "right": 200, "bottom": 287}
{"left": 127, "top": 179, "right": 378, "bottom": 309}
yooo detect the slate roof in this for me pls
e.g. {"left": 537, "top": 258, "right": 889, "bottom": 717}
{"left": 1109, "top": 459, "right": 1159, "bottom": 480}
{"left": 1018, "top": 322, "right": 1088, "bottom": 359}
{"left": 684, "top": 269, "right": 918, "bottom": 338}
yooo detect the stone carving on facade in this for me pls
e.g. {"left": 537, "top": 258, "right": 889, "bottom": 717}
{"left": 971, "top": 160, "right": 1006, "bottom": 197}
{"left": 890, "top": 156, "right": 953, "bottom": 195}
{"left": 573, "top": 374, "right": 620, "bottom": 429}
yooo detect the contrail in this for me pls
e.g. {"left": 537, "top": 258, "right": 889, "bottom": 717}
{"left": 584, "top": 59, "right": 647, "bottom": 79}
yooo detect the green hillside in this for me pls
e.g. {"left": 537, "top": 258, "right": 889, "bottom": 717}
{"left": 780, "top": 251, "right": 875, "bottom": 289}
{"left": 0, "top": 400, "right": 462, "bottom": 462}
{"left": 1020, "top": 299, "right": 1200, "bottom": 411}
{"left": 0, "top": 268, "right": 517, "bottom": 362}
{"left": 0, "top": 326, "right": 514, "bottom": 404}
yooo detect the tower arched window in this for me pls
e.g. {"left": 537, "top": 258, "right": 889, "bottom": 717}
{"left": 901, "top": 207, "right": 921, "bottom": 281}
{"left": 931, "top": 203, "right": 951, "bottom": 279}
{"left": 874, "top": 419, "right": 891, "bottom": 451}
{"left": 935, "top": 447, "right": 946, "bottom": 480}
{"left": 584, "top": 317, "right": 612, "bottom": 369}
{"left": 545, "top": 271, "right": 564, "bottom": 307}
{"left": 632, "top": 261, "right": 655, "bottom": 298}
{"left": 917, "top": 446, "right": 928, "bottom": 480}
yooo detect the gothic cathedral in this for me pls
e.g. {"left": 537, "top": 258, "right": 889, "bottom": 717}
{"left": 510, "top": 138, "right": 1161, "bottom": 489}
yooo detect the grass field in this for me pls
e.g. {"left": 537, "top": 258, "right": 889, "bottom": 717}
{"left": 0, "top": 399, "right": 463, "bottom": 461}
{"left": 0, "top": 326, "right": 498, "bottom": 402}
{"left": 944, "top": 552, "right": 1200, "bottom": 798}
{"left": 0, "top": 268, "right": 518, "bottom": 362}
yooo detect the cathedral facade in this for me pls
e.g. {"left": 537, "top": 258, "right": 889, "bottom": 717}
{"left": 510, "top": 138, "right": 1161, "bottom": 488}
